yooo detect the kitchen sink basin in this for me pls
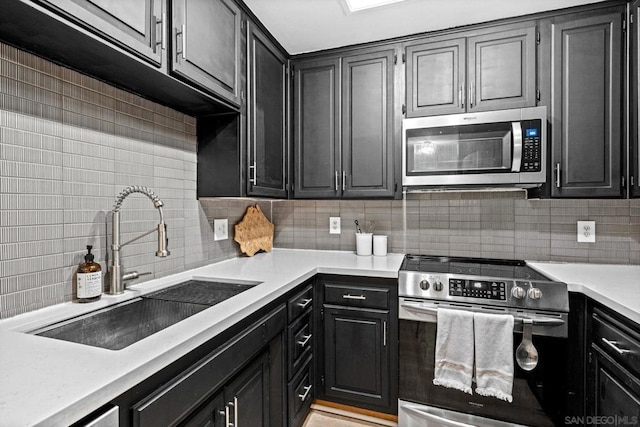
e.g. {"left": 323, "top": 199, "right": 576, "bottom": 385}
{"left": 32, "top": 279, "right": 260, "bottom": 350}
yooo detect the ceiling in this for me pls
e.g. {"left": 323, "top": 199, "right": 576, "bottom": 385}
{"left": 242, "top": 0, "right": 604, "bottom": 54}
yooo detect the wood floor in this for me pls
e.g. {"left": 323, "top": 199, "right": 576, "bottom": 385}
{"left": 303, "top": 409, "right": 395, "bottom": 427}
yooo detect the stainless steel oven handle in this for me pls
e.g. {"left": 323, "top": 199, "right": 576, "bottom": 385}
{"left": 402, "top": 404, "right": 477, "bottom": 427}
{"left": 511, "top": 121, "right": 523, "bottom": 172}
{"left": 400, "top": 302, "right": 565, "bottom": 327}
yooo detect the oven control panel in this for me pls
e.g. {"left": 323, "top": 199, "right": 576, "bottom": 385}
{"left": 449, "top": 279, "right": 506, "bottom": 300}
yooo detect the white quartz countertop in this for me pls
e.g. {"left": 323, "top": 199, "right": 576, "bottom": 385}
{"left": 0, "top": 249, "right": 403, "bottom": 427}
{"left": 529, "top": 261, "right": 640, "bottom": 325}
{"left": 1, "top": 250, "right": 639, "bottom": 426}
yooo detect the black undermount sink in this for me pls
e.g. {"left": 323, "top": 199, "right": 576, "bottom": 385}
{"left": 32, "top": 280, "right": 259, "bottom": 350}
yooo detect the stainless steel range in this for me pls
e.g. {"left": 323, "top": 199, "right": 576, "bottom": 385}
{"left": 397, "top": 254, "right": 571, "bottom": 427}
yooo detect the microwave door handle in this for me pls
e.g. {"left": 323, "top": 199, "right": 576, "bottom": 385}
{"left": 511, "top": 121, "right": 523, "bottom": 172}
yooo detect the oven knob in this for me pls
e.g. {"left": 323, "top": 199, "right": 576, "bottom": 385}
{"left": 528, "top": 287, "right": 543, "bottom": 300}
{"left": 511, "top": 286, "right": 526, "bottom": 299}
{"left": 419, "top": 279, "right": 430, "bottom": 290}
{"left": 433, "top": 280, "right": 443, "bottom": 292}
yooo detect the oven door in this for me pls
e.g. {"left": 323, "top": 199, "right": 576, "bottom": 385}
{"left": 398, "top": 298, "right": 568, "bottom": 427}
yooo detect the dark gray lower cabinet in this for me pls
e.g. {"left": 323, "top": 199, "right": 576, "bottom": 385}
{"left": 129, "top": 305, "right": 286, "bottom": 427}
{"left": 587, "top": 305, "right": 640, "bottom": 422}
{"left": 315, "top": 275, "right": 398, "bottom": 415}
{"left": 287, "top": 281, "right": 314, "bottom": 427}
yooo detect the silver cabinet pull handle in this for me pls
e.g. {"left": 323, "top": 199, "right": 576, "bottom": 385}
{"left": 468, "top": 82, "right": 473, "bottom": 109}
{"left": 161, "top": 13, "right": 167, "bottom": 50}
{"left": 225, "top": 403, "right": 232, "bottom": 427}
{"left": 176, "top": 25, "right": 187, "bottom": 59}
{"left": 342, "top": 294, "right": 366, "bottom": 300}
{"left": 342, "top": 170, "right": 346, "bottom": 191}
{"left": 555, "top": 163, "right": 561, "bottom": 188}
{"left": 233, "top": 397, "right": 238, "bottom": 427}
{"left": 249, "top": 162, "right": 257, "bottom": 185}
{"left": 297, "top": 334, "right": 312, "bottom": 348}
{"left": 334, "top": 170, "right": 339, "bottom": 192}
{"left": 297, "top": 298, "right": 312, "bottom": 309}
{"left": 383, "top": 320, "right": 387, "bottom": 347}
{"left": 602, "top": 338, "right": 631, "bottom": 355}
{"left": 298, "top": 385, "right": 312, "bottom": 401}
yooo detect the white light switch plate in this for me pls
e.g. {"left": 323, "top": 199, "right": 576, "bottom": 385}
{"left": 214, "top": 219, "right": 228, "bottom": 241}
{"left": 330, "top": 217, "right": 341, "bottom": 234}
{"left": 577, "top": 221, "right": 595, "bottom": 243}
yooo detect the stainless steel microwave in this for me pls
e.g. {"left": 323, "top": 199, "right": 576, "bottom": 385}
{"left": 402, "top": 106, "right": 547, "bottom": 188}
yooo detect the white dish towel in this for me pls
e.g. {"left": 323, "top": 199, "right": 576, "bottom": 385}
{"left": 474, "top": 312, "right": 515, "bottom": 402}
{"left": 432, "top": 308, "right": 474, "bottom": 394}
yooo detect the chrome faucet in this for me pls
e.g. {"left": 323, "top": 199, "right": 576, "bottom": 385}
{"left": 109, "top": 186, "right": 170, "bottom": 295}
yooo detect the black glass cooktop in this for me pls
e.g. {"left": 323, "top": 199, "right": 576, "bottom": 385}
{"left": 401, "top": 254, "right": 550, "bottom": 281}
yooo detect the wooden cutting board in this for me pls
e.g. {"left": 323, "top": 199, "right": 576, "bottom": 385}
{"left": 234, "top": 205, "right": 274, "bottom": 256}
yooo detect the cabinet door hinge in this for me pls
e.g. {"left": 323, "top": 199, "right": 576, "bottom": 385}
{"left": 320, "top": 308, "right": 324, "bottom": 321}
{"left": 622, "top": 175, "right": 626, "bottom": 189}
{"left": 536, "top": 32, "right": 540, "bottom": 45}
{"left": 394, "top": 54, "right": 397, "bottom": 65}
{"left": 588, "top": 351, "right": 593, "bottom": 364}
{"left": 623, "top": 18, "right": 627, "bottom": 32}
{"left": 402, "top": 53, "right": 406, "bottom": 63}
{"left": 402, "top": 104, "right": 406, "bottom": 115}
{"left": 394, "top": 183, "right": 398, "bottom": 193}
{"left": 632, "top": 176, "right": 635, "bottom": 187}
{"left": 536, "top": 89, "right": 541, "bottom": 103}
{"left": 321, "top": 375, "right": 325, "bottom": 387}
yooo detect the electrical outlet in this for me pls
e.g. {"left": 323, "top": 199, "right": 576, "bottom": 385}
{"left": 577, "top": 221, "right": 595, "bottom": 243}
{"left": 329, "top": 217, "right": 341, "bottom": 234}
{"left": 214, "top": 219, "right": 228, "bottom": 241}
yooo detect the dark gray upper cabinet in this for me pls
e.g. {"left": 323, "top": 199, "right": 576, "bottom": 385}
{"left": 341, "top": 49, "right": 395, "bottom": 198}
{"left": 36, "top": 0, "right": 164, "bottom": 66}
{"left": 293, "top": 47, "right": 396, "bottom": 199}
{"left": 405, "top": 22, "right": 536, "bottom": 117}
{"left": 543, "top": 8, "right": 624, "bottom": 198}
{"left": 631, "top": 0, "right": 640, "bottom": 198}
{"left": 247, "top": 23, "right": 289, "bottom": 198}
{"left": 293, "top": 57, "right": 341, "bottom": 199}
{"left": 172, "top": 0, "right": 242, "bottom": 106}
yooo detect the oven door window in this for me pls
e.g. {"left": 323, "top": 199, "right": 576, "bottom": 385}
{"left": 406, "top": 122, "right": 512, "bottom": 175}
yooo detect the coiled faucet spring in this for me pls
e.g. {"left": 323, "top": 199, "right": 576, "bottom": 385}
{"left": 108, "top": 186, "right": 170, "bottom": 295}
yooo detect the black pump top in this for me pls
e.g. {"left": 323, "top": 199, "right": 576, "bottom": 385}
{"left": 85, "top": 245, "right": 95, "bottom": 262}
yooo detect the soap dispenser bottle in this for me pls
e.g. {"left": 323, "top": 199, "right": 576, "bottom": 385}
{"left": 77, "top": 245, "right": 102, "bottom": 303}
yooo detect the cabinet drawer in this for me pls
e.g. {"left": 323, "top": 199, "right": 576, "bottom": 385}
{"left": 592, "top": 310, "right": 640, "bottom": 378}
{"left": 288, "top": 309, "right": 313, "bottom": 378}
{"left": 132, "top": 305, "right": 286, "bottom": 427}
{"left": 324, "top": 283, "right": 389, "bottom": 309}
{"left": 288, "top": 282, "right": 313, "bottom": 321}
{"left": 288, "top": 356, "right": 314, "bottom": 427}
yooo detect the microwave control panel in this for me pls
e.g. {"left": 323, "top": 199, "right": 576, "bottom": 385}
{"left": 522, "top": 119, "right": 542, "bottom": 172}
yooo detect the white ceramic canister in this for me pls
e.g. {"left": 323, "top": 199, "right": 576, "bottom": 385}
{"left": 373, "top": 235, "right": 388, "bottom": 256}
